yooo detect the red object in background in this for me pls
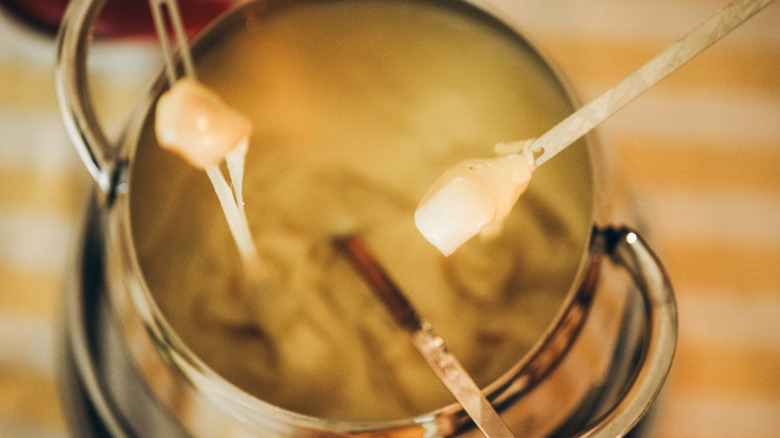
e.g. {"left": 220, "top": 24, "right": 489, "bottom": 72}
{"left": 0, "top": 0, "right": 235, "bottom": 38}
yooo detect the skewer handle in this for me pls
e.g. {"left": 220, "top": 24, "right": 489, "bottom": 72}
{"left": 533, "top": 0, "right": 776, "bottom": 166}
{"left": 148, "top": 0, "right": 198, "bottom": 84}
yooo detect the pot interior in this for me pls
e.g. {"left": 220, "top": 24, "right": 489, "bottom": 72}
{"left": 126, "top": 0, "right": 594, "bottom": 423}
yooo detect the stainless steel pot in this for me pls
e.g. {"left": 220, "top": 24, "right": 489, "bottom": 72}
{"left": 56, "top": 0, "right": 677, "bottom": 436}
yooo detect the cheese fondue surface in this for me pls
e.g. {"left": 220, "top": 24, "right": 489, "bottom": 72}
{"left": 130, "top": 0, "right": 592, "bottom": 421}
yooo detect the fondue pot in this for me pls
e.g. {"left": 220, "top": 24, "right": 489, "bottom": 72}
{"left": 56, "top": 0, "right": 677, "bottom": 436}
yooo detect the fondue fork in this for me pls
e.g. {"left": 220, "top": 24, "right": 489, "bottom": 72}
{"left": 530, "top": 0, "right": 776, "bottom": 167}
{"left": 415, "top": 0, "right": 777, "bottom": 256}
{"left": 334, "top": 234, "right": 516, "bottom": 438}
{"left": 148, "top": 0, "right": 268, "bottom": 281}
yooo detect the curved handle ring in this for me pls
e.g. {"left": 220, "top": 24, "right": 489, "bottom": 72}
{"left": 55, "top": 0, "right": 115, "bottom": 195}
{"left": 577, "top": 227, "right": 678, "bottom": 437}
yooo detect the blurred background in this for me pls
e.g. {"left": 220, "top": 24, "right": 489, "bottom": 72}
{"left": 0, "top": 0, "right": 778, "bottom": 436}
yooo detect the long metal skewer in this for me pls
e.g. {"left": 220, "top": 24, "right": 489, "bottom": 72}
{"left": 147, "top": 0, "right": 270, "bottom": 280}
{"left": 531, "top": 0, "right": 776, "bottom": 166}
{"left": 335, "top": 235, "right": 515, "bottom": 438}
{"left": 148, "top": 0, "right": 197, "bottom": 82}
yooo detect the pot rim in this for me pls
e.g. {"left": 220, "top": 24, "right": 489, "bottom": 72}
{"left": 57, "top": 0, "right": 631, "bottom": 434}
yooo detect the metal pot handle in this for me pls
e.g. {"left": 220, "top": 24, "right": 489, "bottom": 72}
{"left": 55, "top": 0, "right": 116, "bottom": 195}
{"left": 577, "top": 227, "right": 678, "bottom": 438}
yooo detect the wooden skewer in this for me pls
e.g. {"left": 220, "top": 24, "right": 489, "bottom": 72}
{"left": 335, "top": 234, "right": 515, "bottom": 438}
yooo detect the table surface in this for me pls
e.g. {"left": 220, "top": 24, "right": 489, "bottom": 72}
{"left": 1, "top": 0, "right": 778, "bottom": 436}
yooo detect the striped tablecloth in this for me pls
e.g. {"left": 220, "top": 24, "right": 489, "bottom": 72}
{"left": 1, "top": 0, "right": 778, "bottom": 436}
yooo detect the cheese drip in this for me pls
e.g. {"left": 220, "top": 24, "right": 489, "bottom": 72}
{"left": 155, "top": 77, "right": 262, "bottom": 275}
